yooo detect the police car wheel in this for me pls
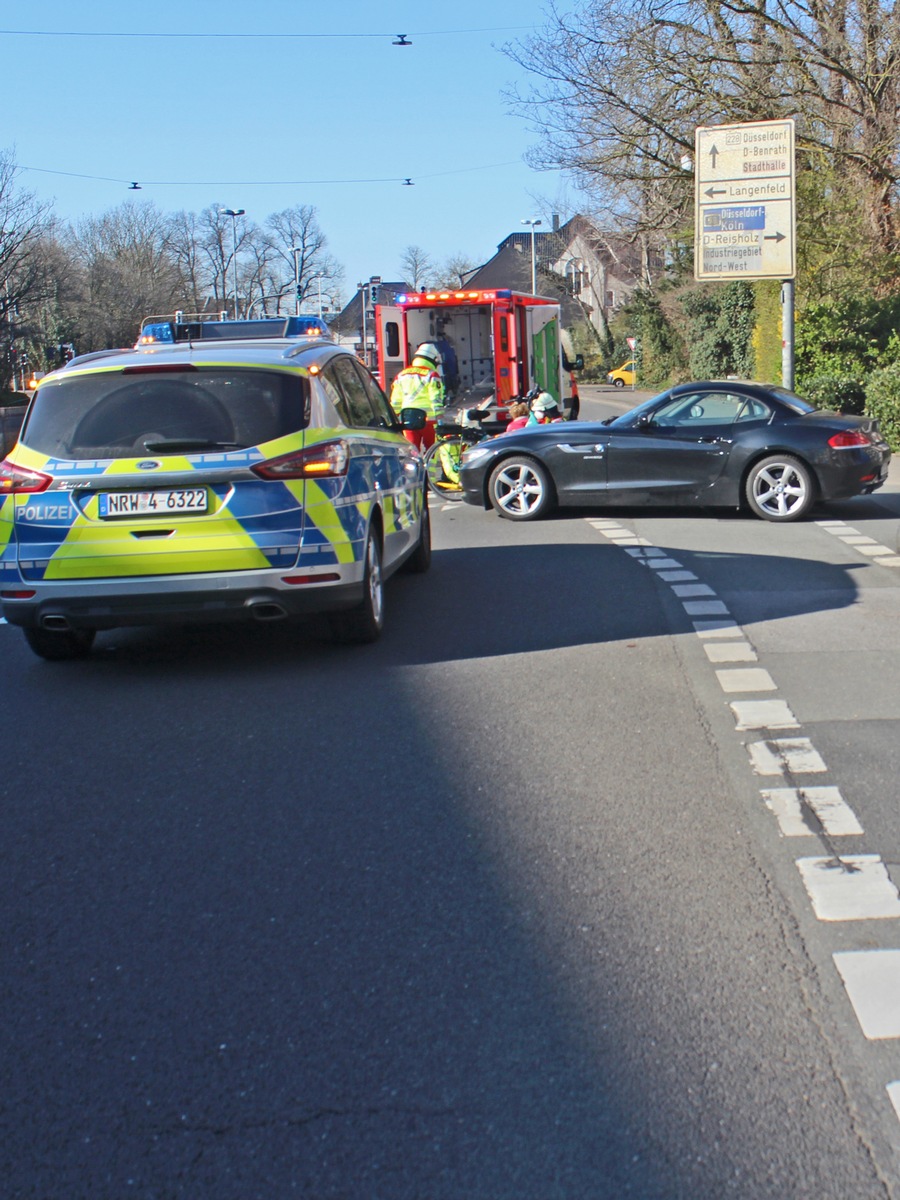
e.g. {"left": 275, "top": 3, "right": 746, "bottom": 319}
{"left": 24, "top": 626, "right": 96, "bottom": 661}
{"left": 403, "top": 491, "right": 431, "bottom": 574}
{"left": 330, "top": 531, "right": 385, "bottom": 644}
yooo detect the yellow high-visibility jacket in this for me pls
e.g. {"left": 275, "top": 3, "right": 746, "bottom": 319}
{"left": 390, "top": 358, "right": 444, "bottom": 418}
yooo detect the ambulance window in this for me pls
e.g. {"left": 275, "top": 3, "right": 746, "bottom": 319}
{"left": 385, "top": 321, "right": 400, "bottom": 358}
{"left": 499, "top": 317, "right": 509, "bottom": 354}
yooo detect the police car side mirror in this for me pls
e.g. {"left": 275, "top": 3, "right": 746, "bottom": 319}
{"left": 399, "top": 407, "right": 427, "bottom": 431}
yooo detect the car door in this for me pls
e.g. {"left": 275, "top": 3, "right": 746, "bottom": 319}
{"left": 535, "top": 423, "right": 611, "bottom": 502}
{"left": 606, "top": 389, "right": 745, "bottom": 500}
{"left": 329, "top": 356, "right": 416, "bottom": 568}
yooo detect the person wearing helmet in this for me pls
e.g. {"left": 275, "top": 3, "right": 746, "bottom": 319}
{"left": 527, "top": 392, "right": 564, "bottom": 425}
{"left": 390, "top": 343, "right": 445, "bottom": 449}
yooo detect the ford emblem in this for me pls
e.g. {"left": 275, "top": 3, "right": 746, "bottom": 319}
{"left": 136, "top": 460, "right": 161, "bottom": 470}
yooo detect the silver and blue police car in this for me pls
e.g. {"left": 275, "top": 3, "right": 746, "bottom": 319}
{"left": 0, "top": 327, "right": 430, "bottom": 658}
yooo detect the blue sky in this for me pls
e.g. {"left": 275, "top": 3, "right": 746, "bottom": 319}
{"left": 5, "top": 1, "right": 585, "bottom": 299}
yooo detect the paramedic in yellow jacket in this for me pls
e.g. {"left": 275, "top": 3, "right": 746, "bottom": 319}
{"left": 390, "top": 343, "right": 445, "bottom": 449}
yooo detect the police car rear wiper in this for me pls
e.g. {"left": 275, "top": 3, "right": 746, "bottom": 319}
{"left": 142, "top": 438, "right": 246, "bottom": 452}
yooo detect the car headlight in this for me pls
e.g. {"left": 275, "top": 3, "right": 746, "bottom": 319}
{"left": 461, "top": 445, "right": 493, "bottom": 466}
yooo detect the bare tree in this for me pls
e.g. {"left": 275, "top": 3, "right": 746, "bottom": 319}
{"left": 64, "top": 202, "right": 185, "bottom": 350}
{"left": 435, "top": 252, "right": 478, "bottom": 289}
{"left": 399, "top": 245, "right": 434, "bottom": 290}
{"left": 0, "top": 151, "right": 57, "bottom": 387}
{"left": 505, "top": 0, "right": 900, "bottom": 275}
{"left": 258, "top": 205, "right": 343, "bottom": 315}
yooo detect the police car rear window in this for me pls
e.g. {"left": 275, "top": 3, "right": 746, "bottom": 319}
{"left": 22, "top": 369, "right": 310, "bottom": 459}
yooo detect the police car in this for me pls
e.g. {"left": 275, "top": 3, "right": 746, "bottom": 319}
{"left": 0, "top": 332, "right": 431, "bottom": 658}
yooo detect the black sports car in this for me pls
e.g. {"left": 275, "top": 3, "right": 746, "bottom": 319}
{"left": 458, "top": 380, "right": 891, "bottom": 522}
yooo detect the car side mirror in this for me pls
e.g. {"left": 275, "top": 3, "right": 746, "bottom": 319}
{"left": 574, "top": 354, "right": 584, "bottom": 370}
{"left": 638, "top": 413, "right": 653, "bottom": 430}
{"left": 399, "top": 406, "right": 427, "bottom": 431}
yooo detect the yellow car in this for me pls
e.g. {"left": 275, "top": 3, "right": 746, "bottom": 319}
{"left": 606, "top": 360, "right": 635, "bottom": 387}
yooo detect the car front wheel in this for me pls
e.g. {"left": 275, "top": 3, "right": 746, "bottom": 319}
{"left": 613, "top": 377, "right": 625, "bottom": 388}
{"left": 745, "top": 455, "right": 815, "bottom": 521}
{"left": 488, "top": 457, "right": 554, "bottom": 521}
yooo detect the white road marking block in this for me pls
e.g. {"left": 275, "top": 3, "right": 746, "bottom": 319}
{"left": 747, "top": 738, "right": 827, "bottom": 775}
{"left": 672, "top": 583, "right": 716, "bottom": 597}
{"left": 816, "top": 521, "right": 852, "bottom": 533}
{"left": 797, "top": 855, "right": 900, "bottom": 921}
{"left": 856, "top": 544, "right": 897, "bottom": 557}
{"left": 704, "top": 642, "right": 758, "bottom": 663}
{"left": 839, "top": 535, "right": 878, "bottom": 544}
{"left": 658, "top": 570, "right": 698, "bottom": 582}
{"left": 761, "top": 787, "right": 863, "bottom": 837}
{"left": 601, "top": 529, "right": 637, "bottom": 540}
{"left": 716, "top": 668, "right": 776, "bottom": 693}
{"left": 694, "top": 620, "right": 741, "bottom": 636}
{"left": 646, "top": 558, "right": 684, "bottom": 570}
{"left": 588, "top": 519, "right": 627, "bottom": 529}
{"left": 833, "top": 950, "right": 900, "bottom": 1039}
{"left": 683, "top": 599, "right": 730, "bottom": 615}
{"left": 873, "top": 555, "right": 900, "bottom": 567}
{"left": 731, "top": 699, "right": 799, "bottom": 729}
{"left": 623, "top": 546, "right": 667, "bottom": 558}
{"left": 888, "top": 1081, "right": 900, "bottom": 1123}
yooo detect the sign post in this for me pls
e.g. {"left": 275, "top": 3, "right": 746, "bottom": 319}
{"left": 694, "top": 118, "right": 796, "bottom": 386}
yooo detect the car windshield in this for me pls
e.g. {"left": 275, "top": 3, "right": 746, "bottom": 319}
{"left": 22, "top": 368, "right": 310, "bottom": 459}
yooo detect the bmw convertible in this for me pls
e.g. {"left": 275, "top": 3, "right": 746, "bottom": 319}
{"left": 458, "top": 380, "right": 891, "bottom": 522}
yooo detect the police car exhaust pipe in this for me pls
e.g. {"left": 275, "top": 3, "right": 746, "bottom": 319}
{"left": 41, "top": 614, "right": 72, "bottom": 631}
{"left": 248, "top": 601, "right": 288, "bottom": 622}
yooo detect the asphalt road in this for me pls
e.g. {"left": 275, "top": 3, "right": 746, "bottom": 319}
{"left": 3, "top": 404, "right": 900, "bottom": 1197}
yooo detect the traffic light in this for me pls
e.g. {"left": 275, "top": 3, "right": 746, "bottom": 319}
{"left": 369, "top": 275, "right": 381, "bottom": 307}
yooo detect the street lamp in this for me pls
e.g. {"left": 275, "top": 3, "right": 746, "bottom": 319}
{"left": 221, "top": 208, "right": 245, "bottom": 318}
{"left": 522, "top": 218, "right": 542, "bottom": 294}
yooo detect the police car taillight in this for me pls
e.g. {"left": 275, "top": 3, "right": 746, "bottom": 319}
{"left": 252, "top": 441, "right": 349, "bottom": 479}
{"left": 0, "top": 460, "right": 52, "bottom": 494}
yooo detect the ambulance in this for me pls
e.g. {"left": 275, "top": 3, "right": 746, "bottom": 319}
{"left": 375, "top": 289, "right": 583, "bottom": 419}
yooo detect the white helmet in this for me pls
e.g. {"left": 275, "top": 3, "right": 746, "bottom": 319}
{"left": 415, "top": 343, "right": 441, "bottom": 366}
{"left": 531, "top": 391, "right": 558, "bottom": 414}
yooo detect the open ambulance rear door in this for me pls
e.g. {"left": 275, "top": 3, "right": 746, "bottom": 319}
{"left": 376, "top": 306, "right": 406, "bottom": 395}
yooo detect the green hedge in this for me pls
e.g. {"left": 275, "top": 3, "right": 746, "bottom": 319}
{"left": 865, "top": 363, "right": 900, "bottom": 451}
{"left": 800, "top": 375, "right": 866, "bottom": 415}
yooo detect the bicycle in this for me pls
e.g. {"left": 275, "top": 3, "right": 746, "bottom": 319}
{"left": 423, "top": 408, "right": 499, "bottom": 500}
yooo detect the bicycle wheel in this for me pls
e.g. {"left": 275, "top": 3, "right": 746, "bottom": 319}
{"left": 424, "top": 435, "right": 466, "bottom": 501}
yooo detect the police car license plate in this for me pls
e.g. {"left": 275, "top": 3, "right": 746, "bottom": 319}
{"left": 98, "top": 488, "right": 208, "bottom": 518}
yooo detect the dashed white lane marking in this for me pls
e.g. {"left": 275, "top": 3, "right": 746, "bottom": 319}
{"left": 704, "top": 641, "right": 758, "bottom": 663}
{"left": 761, "top": 787, "right": 864, "bottom": 837}
{"left": 731, "top": 699, "right": 799, "bottom": 729}
{"left": 747, "top": 738, "right": 827, "bottom": 775}
{"left": 797, "top": 856, "right": 900, "bottom": 921}
{"left": 815, "top": 520, "right": 900, "bottom": 566}
{"left": 716, "top": 667, "right": 776, "bottom": 693}
{"left": 659, "top": 570, "right": 699, "bottom": 582}
{"left": 833, "top": 951, "right": 900, "bottom": 1039}
{"left": 682, "top": 599, "right": 730, "bottom": 616}
{"left": 693, "top": 620, "right": 742, "bottom": 637}
{"left": 586, "top": 514, "right": 900, "bottom": 1127}
{"left": 672, "top": 583, "right": 716, "bottom": 597}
